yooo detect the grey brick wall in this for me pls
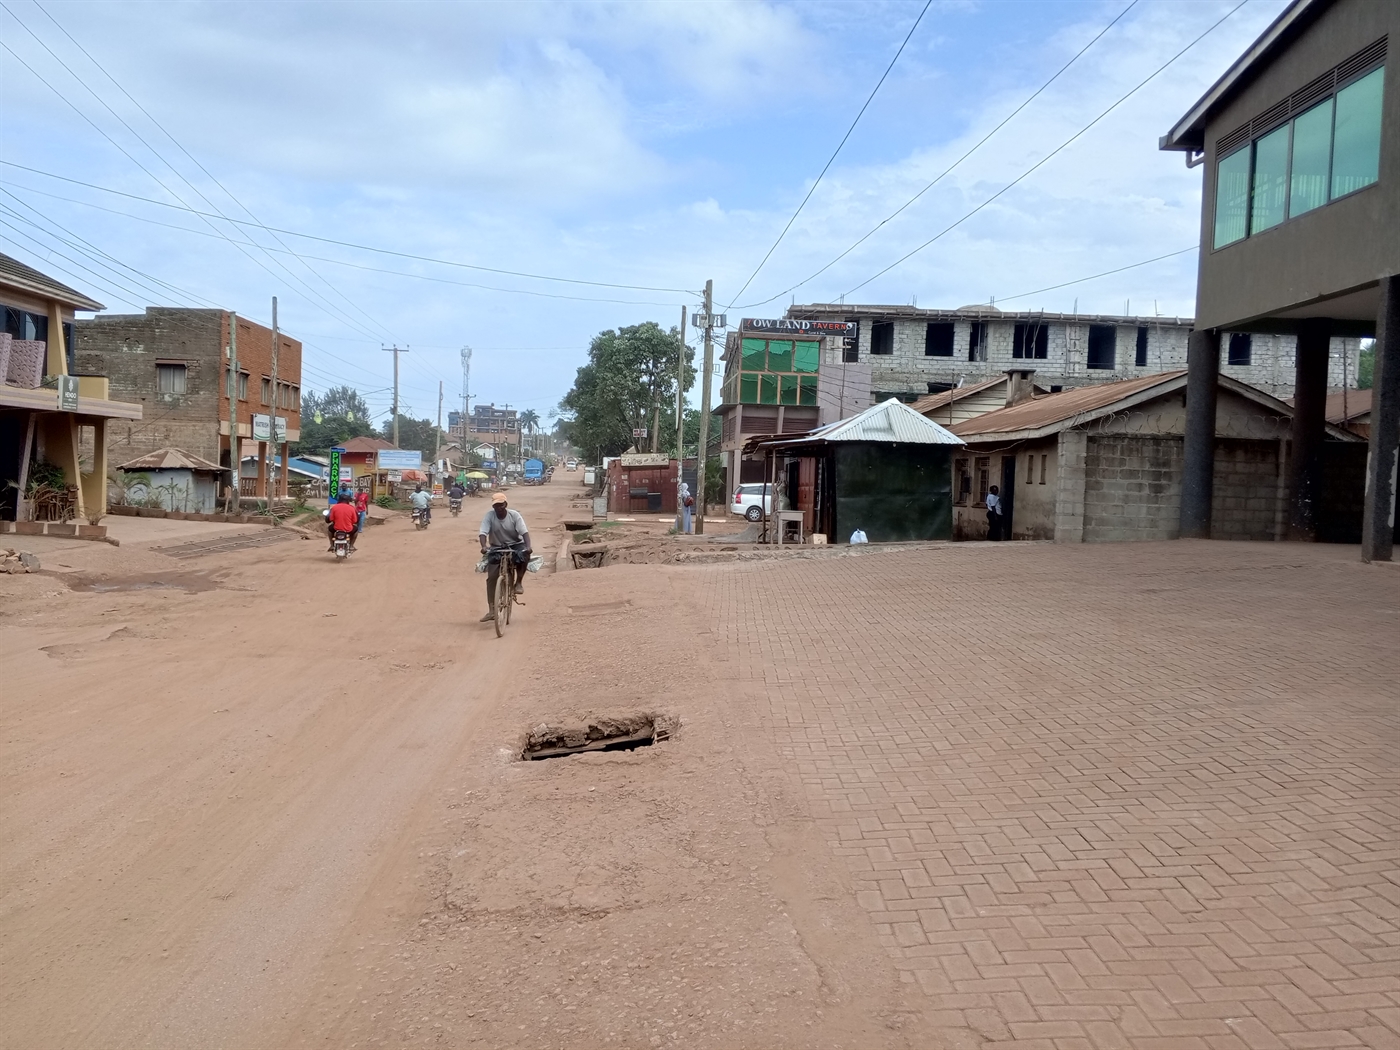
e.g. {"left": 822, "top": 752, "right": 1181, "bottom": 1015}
{"left": 1082, "top": 435, "right": 1183, "bottom": 542}
{"left": 1209, "top": 439, "right": 1283, "bottom": 541}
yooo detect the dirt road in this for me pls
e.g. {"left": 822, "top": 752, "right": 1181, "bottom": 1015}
{"left": 1, "top": 482, "right": 922, "bottom": 1049}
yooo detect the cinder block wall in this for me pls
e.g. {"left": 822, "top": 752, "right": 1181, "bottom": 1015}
{"left": 1082, "top": 435, "right": 1184, "bottom": 542}
{"left": 1209, "top": 439, "right": 1282, "bottom": 541}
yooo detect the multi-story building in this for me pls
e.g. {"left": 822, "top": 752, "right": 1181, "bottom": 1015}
{"left": 75, "top": 308, "right": 302, "bottom": 500}
{"left": 469, "top": 403, "right": 518, "bottom": 437}
{"left": 783, "top": 303, "right": 1363, "bottom": 402}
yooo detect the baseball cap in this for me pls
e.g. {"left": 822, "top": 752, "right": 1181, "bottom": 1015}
{"left": 491, "top": 492, "right": 508, "bottom": 504}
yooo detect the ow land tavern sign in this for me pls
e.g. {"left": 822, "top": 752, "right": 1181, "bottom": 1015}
{"left": 742, "top": 318, "right": 857, "bottom": 338}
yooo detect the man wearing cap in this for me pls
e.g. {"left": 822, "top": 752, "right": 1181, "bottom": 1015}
{"left": 478, "top": 492, "right": 531, "bottom": 622}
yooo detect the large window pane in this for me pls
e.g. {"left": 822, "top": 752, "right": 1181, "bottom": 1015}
{"left": 779, "top": 374, "right": 799, "bottom": 405}
{"left": 793, "top": 340, "right": 819, "bottom": 372}
{"left": 1332, "top": 66, "right": 1384, "bottom": 198}
{"left": 1214, "top": 147, "right": 1250, "bottom": 247}
{"left": 799, "top": 375, "right": 818, "bottom": 406}
{"left": 741, "top": 338, "right": 766, "bottom": 370}
{"left": 759, "top": 374, "right": 778, "bottom": 404}
{"left": 767, "top": 340, "right": 793, "bottom": 372}
{"left": 1289, "top": 98, "right": 1333, "bottom": 217}
{"left": 740, "top": 373, "right": 758, "bottom": 403}
{"left": 1250, "top": 124, "right": 1289, "bottom": 233}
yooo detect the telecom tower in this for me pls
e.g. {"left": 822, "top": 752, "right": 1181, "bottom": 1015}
{"left": 460, "top": 346, "right": 472, "bottom": 442}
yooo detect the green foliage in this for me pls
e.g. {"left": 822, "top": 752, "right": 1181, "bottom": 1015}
{"left": 381, "top": 414, "right": 446, "bottom": 461}
{"left": 559, "top": 322, "right": 694, "bottom": 463}
{"left": 295, "top": 386, "right": 376, "bottom": 455}
{"left": 374, "top": 494, "right": 396, "bottom": 508}
{"left": 27, "top": 460, "right": 67, "bottom": 495}
{"left": 1358, "top": 341, "right": 1375, "bottom": 390}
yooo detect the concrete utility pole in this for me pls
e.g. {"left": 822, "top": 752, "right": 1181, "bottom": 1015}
{"left": 384, "top": 345, "right": 407, "bottom": 446}
{"left": 226, "top": 311, "right": 238, "bottom": 514}
{"left": 267, "top": 296, "right": 279, "bottom": 505}
{"left": 694, "top": 279, "right": 714, "bottom": 535}
{"left": 676, "top": 305, "right": 686, "bottom": 532}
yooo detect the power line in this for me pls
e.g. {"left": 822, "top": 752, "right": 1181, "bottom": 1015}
{"left": 726, "top": 0, "right": 933, "bottom": 309}
{"left": 837, "top": 0, "right": 1247, "bottom": 299}
{"left": 0, "top": 161, "right": 700, "bottom": 296}
{"left": 993, "top": 245, "right": 1198, "bottom": 305}
{"left": 735, "top": 0, "right": 1141, "bottom": 311}
{"left": 26, "top": 0, "right": 398, "bottom": 343}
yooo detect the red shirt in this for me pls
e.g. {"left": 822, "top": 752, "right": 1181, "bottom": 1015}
{"left": 354, "top": 491, "right": 369, "bottom": 512}
{"left": 328, "top": 502, "right": 359, "bottom": 531}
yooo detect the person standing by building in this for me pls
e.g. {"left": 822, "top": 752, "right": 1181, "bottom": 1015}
{"left": 354, "top": 488, "right": 370, "bottom": 541}
{"left": 679, "top": 482, "right": 694, "bottom": 534}
{"left": 986, "top": 484, "right": 1004, "bottom": 540}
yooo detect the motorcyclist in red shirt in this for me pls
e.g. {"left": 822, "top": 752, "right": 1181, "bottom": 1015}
{"left": 327, "top": 494, "right": 359, "bottom": 553}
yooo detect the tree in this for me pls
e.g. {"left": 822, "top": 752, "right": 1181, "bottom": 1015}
{"left": 1358, "top": 339, "right": 1375, "bottom": 390}
{"left": 558, "top": 322, "right": 694, "bottom": 463}
{"left": 382, "top": 414, "right": 447, "bottom": 462}
{"left": 294, "top": 386, "right": 376, "bottom": 455}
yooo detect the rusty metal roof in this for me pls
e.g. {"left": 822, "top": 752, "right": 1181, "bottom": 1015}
{"left": 951, "top": 372, "right": 1189, "bottom": 440}
{"left": 0, "top": 251, "right": 104, "bottom": 312}
{"left": 338, "top": 435, "right": 397, "bottom": 453}
{"left": 117, "top": 447, "right": 225, "bottom": 472}
{"left": 1323, "top": 388, "right": 1371, "bottom": 424}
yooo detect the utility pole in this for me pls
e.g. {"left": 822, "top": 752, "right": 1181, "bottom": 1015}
{"left": 434, "top": 380, "right": 444, "bottom": 482}
{"left": 694, "top": 279, "right": 714, "bottom": 535}
{"left": 226, "top": 311, "right": 239, "bottom": 514}
{"left": 267, "top": 296, "right": 279, "bottom": 505}
{"left": 676, "top": 305, "right": 686, "bottom": 532}
{"left": 383, "top": 345, "right": 407, "bottom": 446}
{"left": 460, "top": 345, "right": 472, "bottom": 449}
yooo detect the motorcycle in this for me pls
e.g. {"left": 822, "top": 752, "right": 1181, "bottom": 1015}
{"left": 331, "top": 529, "right": 351, "bottom": 561}
{"left": 411, "top": 506, "right": 429, "bottom": 530}
{"left": 449, "top": 497, "right": 462, "bottom": 517}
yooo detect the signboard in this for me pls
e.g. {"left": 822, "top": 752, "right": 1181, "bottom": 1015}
{"left": 377, "top": 449, "right": 423, "bottom": 470}
{"left": 619, "top": 453, "right": 669, "bottom": 467}
{"left": 632, "top": 427, "right": 648, "bottom": 439}
{"left": 274, "top": 416, "right": 287, "bottom": 443}
{"left": 741, "top": 318, "right": 857, "bottom": 338}
{"left": 481, "top": 460, "right": 497, "bottom": 471}
{"left": 328, "top": 447, "right": 343, "bottom": 502}
{"left": 340, "top": 467, "right": 353, "bottom": 481}
{"left": 252, "top": 413, "right": 272, "bottom": 441}
{"left": 387, "top": 471, "right": 402, "bottom": 482}
{"left": 57, "top": 375, "right": 79, "bottom": 411}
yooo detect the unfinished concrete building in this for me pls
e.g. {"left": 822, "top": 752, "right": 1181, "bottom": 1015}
{"left": 784, "top": 303, "right": 1363, "bottom": 402}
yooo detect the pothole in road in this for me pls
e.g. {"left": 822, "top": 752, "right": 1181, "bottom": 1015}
{"left": 521, "top": 714, "right": 673, "bottom": 761}
{"left": 65, "top": 572, "right": 219, "bottom": 593}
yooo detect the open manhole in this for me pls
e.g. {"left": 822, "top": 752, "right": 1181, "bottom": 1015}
{"left": 521, "top": 714, "right": 673, "bottom": 761}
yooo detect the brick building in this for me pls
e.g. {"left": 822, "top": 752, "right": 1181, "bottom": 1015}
{"left": 948, "top": 371, "right": 1363, "bottom": 542}
{"left": 783, "top": 303, "right": 1364, "bottom": 402}
{"left": 75, "top": 308, "right": 301, "bottom": 501}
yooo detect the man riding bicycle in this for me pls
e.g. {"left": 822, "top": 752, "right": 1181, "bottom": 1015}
{"left": 479, "top": 491, "right": 531, "bottom": 622}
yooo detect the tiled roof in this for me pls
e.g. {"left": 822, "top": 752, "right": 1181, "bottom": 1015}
{"left": 0, "top": 251, "right": 104, "bottom": 312}
{"left": 951, "top": 372, "right": 1187, "bottom": 438}
{"left": 117, "top": 447, "right": 225, "bottom": 472}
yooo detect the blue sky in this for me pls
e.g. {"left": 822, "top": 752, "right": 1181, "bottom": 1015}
{"left": 0, "top": 0, "right": 1288, "bottom": 427}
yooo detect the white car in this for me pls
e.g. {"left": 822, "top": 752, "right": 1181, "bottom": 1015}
{"left": 731, "top": 483, "right": 776, "bottom": 522}
{"left": 566, "top": 459, "right": 578, "bottom": 471}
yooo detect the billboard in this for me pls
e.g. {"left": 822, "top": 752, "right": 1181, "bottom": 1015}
{"left": 377, "top": 449, "right": 423, "bottom": 470}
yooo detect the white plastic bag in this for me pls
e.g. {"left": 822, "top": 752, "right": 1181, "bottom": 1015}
{"left": 850, "top": 529, "right": 868, "bottom": 544}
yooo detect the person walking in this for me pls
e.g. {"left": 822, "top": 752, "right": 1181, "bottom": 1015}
{"left": 353, "top": 488, "right": 370, "bottom": 541}
{"left": 985, "top": 484, "right": 1004, "bottom": 541}
{"left": 679, "top": 482, "right": 694, "bottom": 534}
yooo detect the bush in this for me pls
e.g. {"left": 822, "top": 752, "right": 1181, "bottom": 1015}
{"left": 374, "top": 494, "right": 395, "bottom": 508}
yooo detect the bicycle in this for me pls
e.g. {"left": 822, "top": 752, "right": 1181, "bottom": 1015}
{"left": 486, "top": 545, "right": 526, "bottom": 637}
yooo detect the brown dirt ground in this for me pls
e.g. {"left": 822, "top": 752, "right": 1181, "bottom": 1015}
{"left": 1, "top": 480, "right": 937, "bottom": 1050}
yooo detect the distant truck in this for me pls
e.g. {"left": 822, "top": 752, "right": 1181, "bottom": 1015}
{"left": 523, "top": 458, "right": 545, "bottom": 484}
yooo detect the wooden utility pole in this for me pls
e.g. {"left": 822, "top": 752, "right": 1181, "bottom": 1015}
{"left": 434, "top": 380, "right": 444, "bottom": 481}
{"left": 267, "top": 296, "right": 279, "bottom": 504}
{"left": 676, "top": 305, "right": 686, "bottom": 532}
{"left": 226, "top": 312, "right": 239, "bottom": 514}
{"left": 694, "top": 279, "right": 714, "bottom": 535}
{"left": 383, "top": 345, "right": 407, "bottom": 446}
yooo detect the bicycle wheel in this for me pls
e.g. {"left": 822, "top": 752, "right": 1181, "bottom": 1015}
{"left": 494, "top": 569, "right": 508, "bottom": 637}
{"left": 503, "top": 565, "right": 514, "bottom": 626}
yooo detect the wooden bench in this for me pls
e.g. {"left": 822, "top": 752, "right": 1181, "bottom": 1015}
{"left": 570, "top": 543, "right": 609, "bottom": 569}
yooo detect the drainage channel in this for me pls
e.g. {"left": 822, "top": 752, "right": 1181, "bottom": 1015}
{"left": 521, "top": 716, "right": 670, "bottom": 761}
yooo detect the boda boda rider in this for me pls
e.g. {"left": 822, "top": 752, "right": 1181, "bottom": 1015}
{"left": 327, "top": 493, "right": 359, "bottom": 552}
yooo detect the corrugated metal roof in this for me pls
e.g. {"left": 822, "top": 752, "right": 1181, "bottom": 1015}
{"left": 802, "top": 397, "right": 964, "bottom": 445}
{"left": 951, "top": 372, "right": 1187, "bottom": 438}
{"left": 1324, "top": 389, "right": 1371, "bottom": 424}
{"left": 0, "top": 251, "right": 104, "bottom": 312}
{"left": 117, "top": 447, "right": 225, "bottom": 472}
{"left": 908, "top": 376, "right": 1007, "bottom": 416}
{"left": 338, "top": 435, "right": 396, "bottom": 453}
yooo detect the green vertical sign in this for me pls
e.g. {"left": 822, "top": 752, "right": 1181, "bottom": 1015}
{"left": 329, "top": 447, "right": 343, "bottom": 505}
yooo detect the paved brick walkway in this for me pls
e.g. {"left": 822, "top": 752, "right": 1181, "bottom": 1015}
{"left": 704, "top": 541, "right": 1400, "bottom": 1050}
